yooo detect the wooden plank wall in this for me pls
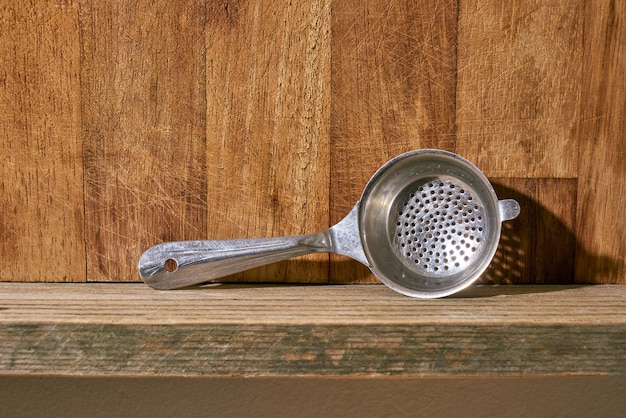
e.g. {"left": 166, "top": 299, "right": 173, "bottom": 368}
{"left": 0, "top": 0, "right": 85, "bottom": 281}
{"left": 205, "top": 1, "right": 331, "bottom": 282}
{"left": 0, "top": 0, "right": 624, "bottom": 284}
{"left": 80, "top": 0, "right": 208, "bottom": 282}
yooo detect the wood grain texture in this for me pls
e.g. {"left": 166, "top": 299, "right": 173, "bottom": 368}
{"left": 0, "top": 283, "right": 624, "bottom": 377}
{"left": 0, "top": 1, "right": 624, "bottom": 285}
{"left": 575, "top": 0, "right": 626, "bottom": 283}
{"left": 456, "top": 0, "right": 583, "bottom": 177}
{"left": 80, "top": 0, "right": 207, "bottom": 281}
{"left": 330, "top": 0, "right": 459, "bottom": 283}
{"left": 205, "top": 1, "right": 331, "bottom": 282}
{"left": 0, "top": 0, "right": 85, "bottom": 281}
{"left": 483, "top": 178, "right": 578, "bottom": 284}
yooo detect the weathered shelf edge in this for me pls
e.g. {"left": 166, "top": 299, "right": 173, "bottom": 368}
{"left": 0, "top": 284, "right": 624, "bottom": 378}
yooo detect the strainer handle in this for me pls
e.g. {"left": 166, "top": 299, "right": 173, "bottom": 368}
{"left": 498, "top": 199, "right": 521, "bottom": 221}
{"left": 138, "top": 233, "right": 330, "bottom": 290}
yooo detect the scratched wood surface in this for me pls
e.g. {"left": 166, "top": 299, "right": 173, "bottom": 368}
{"left": 456, "top": 0, "right": 583, "bottom": 178}
{"left": 205, "top": 0, "right": 331, "bottom": 282}
{"left": 575, "top": 0, "right": 626, "bottom": 284}
{"left": 0, "top": 0, "right": 624, "bottom": 284}
{"left": 80, "top": 0, "right": 208, "bottom": 281}
{"left": 0, "top": 0, "right": 85, "bottom": 281}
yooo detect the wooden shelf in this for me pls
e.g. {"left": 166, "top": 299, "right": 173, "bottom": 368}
{"left": 0, "top": 283, "right": 624, "bottom": 378}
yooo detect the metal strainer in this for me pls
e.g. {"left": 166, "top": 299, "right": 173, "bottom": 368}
{"left": 139, "top": 149, "right": 520, "bottom": 298}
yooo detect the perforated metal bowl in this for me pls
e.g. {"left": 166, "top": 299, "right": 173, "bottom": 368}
{"left": 358, "top": 149, "right": 519, "bottom": 298}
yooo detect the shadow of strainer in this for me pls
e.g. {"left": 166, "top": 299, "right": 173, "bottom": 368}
{"left": 481, "top": 180, "right": 622, "bottom": 284}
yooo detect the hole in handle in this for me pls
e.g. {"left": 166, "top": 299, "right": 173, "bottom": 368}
{"left": 164, "top": 258, "right": 178, "bottom": 273}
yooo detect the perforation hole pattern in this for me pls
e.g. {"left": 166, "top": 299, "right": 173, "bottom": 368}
{"left": 393, "top": 179, "right": 487, "bottom": 276}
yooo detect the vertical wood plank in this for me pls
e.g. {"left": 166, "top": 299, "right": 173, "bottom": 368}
{"left": 484, "top": 178, "right": 577, "bottom": 284}
{"left": 330, "top": 0, "right": 459, "bottom": 282}
{"left": 0, "top": 0, "right": 85, "bottom": 281}
{"left": 80, "top": 0, "right": 207, "bottom": 281}
{"left": 575, "top": 0, "right": 626, "bottom": 283}
{"left": 456, "top": 0, "right": 583, "bottom": 178}
{"left": 205, "top": 1, "right": 331, "bottom": 282}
